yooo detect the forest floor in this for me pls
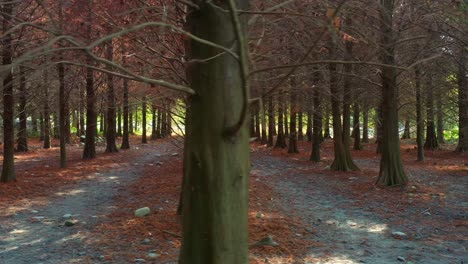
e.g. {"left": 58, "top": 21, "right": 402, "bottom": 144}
{"left": 0, "top": 137, "right": 466, "bottom": 264}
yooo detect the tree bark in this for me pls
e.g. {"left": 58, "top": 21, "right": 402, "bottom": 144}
{"left": 180, "top": 2, "right": 250, "bottom": 262}
{"left": 260, "top": 97, "right": 267, "bottom": 144}
{"left": 415, "top": 68, "right": 425, "bottom": 161}
{"left": 436, "top": 92, "right": 444, "bottom": 144}
{"left": 401, "top": 118, "right": 411, "bottom": 139}
{"left": 310, "top": 83, "right": 322, "bottom": 162}
{"left": 267, "top": 96, "right": 274, "bottom": 147}
{"left": 275, "top": 89, "right": 287, "bottom": 148}
{"left": 17, "top": 67, "right": 28, "bottom": 152}
{"left": 141, "top": 96, "right": 147, "bottom": 144}
{"left": 121, "top": 73, "right": 130, "bottom": 149}
{"left": 456, "top": 44, "right": 468, "bottom": 152}
{"left": 288, "top": 79, "right": 299, "bottom": 153}
{"left": 43, "top": 70, "right": 51, "bottom": 149}
{"left": 424, "top": 74, "right": 438, "bottom": 150}
{"left": 1, "top": 2, "right": 16, "bottom": 182}
{"left": 323, "top": 103, "right": 331, "bottom": 139}
{"left": 105, "top": 40, "right": 118, "bottom": 153}
{"left": 151, "top": 104, "right": 157, "bottom": 140}
{"left": 376, "top": 0, "right": 408, "bottom": 186}
{"left": 362, "top": 104, "right": 369, "bottom": 143}
{"left": 352, "top": 100, "right": 361, "bottom": 150}
{"left": 58, "top": 57, "right": 67, "bottom": 167}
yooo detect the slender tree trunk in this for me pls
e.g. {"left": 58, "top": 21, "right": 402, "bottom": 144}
{"left": 375, "top": 104, "right": 383, "bottom": 153}
{"left": 151, "top": 104, "right": 157, "bottom": 140}
{"left": 284, "top": 104, "right": 289, "bottom": 137}
{"left": 306, "top": 105, "right": 312, "bottom": 142}
{"left": 424, "top": 74, "right": 438, "bottom": 150}
{"left": 129, "top": 106, "right": 134, "bottom": 135}
{"left": 353, "top": 101, "right": 361, "bottom": 150}
{"left": 43, "top": 70, "right": 51, "bottom": 149}
{"left": 456, "top": 45, "right": 468, "bottom": 152}
{"left": 167, "top": 101, "right": 172, "bottom": 137}
{"left": 39, "top": 113, "right": 44, "bottom": 141}
{"left": 323, "top": 103, "right": 331, "bottom": 139}
{"left": 275, "top": 89, "right": 287, "bottom": 148}
{"left": 401, "top": 119, "right": 411, "bottom": 139}
{"left": 288, "top": 80, "right": 299, "bottom": 153}
{"left": 1, "top": 2, "right": 16, "bottom": 182}
{"left": 376, "top": 0, "right": 407, "bottom": 186}
{"left": 105, "top": 40, "right": 118, "bottom": 153}
{"left": 58, "top": 57, "right": 67, "bottom": 168}
{"left": 117, "top": 107, "right": 122, "bottom": 137}
{"left": 121, "top": 74, "right": 130, "bottom": 149}
{"left": 362, "top": 104, "right": 369, "bottom": 143}
{"left": 17, "top": 67, "right": 28, "bottom": 152}
{"left": 156, "top": 107, "right": 162, "bottom": 138}
{"left": 180, "top": 2, "right": 250, "bottom": 262}
{"left": 415, "top": 68, "right": 425, "bottom": 161}
{"left": 267, "top": 96, "right": 274, "bottom": 147}
{"left": 53, "top": 113, "right": 60, "bottom": 139}
{"left": 260, "top": 98, "right": 267, "bottom": 144}
{"left": 254, "top": 104, "right": 260, "bottom": 140}
{"left": 79, "top": 86, "right": 85, "bottom": 138}
{"left": 141, "top": 96, "right": 147, "bottom": 144}
{"left": 249, "top": 111, "right": 255, "bottom": 137}
{"left": 436, "top": 93, "right": 444, "bottom": 144}
{"left": 32, "top": 111, "right": 38, "bottom": 134}
{"left": 310, "top": 83, "right": 322, "bottom": 162}
{"left": 83, "top": 4, "right": 96, "bottom": 159}
{"left": 298, "top": 110, "right": 304, "bottom": 141}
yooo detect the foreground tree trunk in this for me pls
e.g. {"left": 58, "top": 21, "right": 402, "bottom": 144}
{"left": 180, "top": 2, "right": 250, "bottom": 262}
{"left": 17, "top": 67, "right": 28, "bottom": 152}
{"left": 105, "top": 41, "right": 118, "bottom": 153}
{"left": 1, "top": 2, "right": 16, "bottom": 182}
{"left": 376, "top": 0, "right": 408, "bottom": 186}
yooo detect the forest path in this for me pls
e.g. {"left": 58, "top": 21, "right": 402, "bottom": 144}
{"left": 251, "top": 152, "right": 466, "bottom": 264}
{"left": 0, "top": 141, "right": 177, "bottom": 264}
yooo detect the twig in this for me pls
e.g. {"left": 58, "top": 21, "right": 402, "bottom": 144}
{"left": 162, "top": 230, "right": 182, "bottom": 238}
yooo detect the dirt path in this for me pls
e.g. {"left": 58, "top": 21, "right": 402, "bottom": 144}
{"left": 251, "top": 152, "right": 466, "bottom": 264}
{"left": 0, "top": 142, "right": 176, "bottom": 264}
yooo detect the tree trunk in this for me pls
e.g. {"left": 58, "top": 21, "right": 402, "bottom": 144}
{"left": 105, "top": 40, "right": 118, "bottom": 153}
{"left": 141, "top": 96, "right": 147, "bottom": 144}
{"left": 275, "top": 89, "right": 287, "bottom": 148}
{"left": 310, "top": 83, "right": 322, "bottom": 162}
{"left": 415, "top": 68, "right": 425, "bottom": 161}
{"left": 329, "top": 31, "right": 358, "bottom": 171}
{"left": 436, "top": 92, "right": 444, "bottom": 144}
{"left": 284, "top": 104, "right": 289, "bottom": 137}
{"left": 353, "top": 101, "right": 361, "bottom": 150}
{"left": 180, "top": 2, "right": 250, "bottom": 262}
{"left": 121, "top": 73, "right": 130, "bottom": 149}
{"left": 323, "top": 103, "right": 331, "bottom": 139}
{"left": 129, "top": 106, "right": 134, "bottom": 135}
{"left": 43, "top": 70, "right": 51, "bottom": 149}
{"left": 53, "top": 113, "right": 60, "bottom": 139}
{"left": 424, "top": 74, "right": 438, "bottom": 150}
{"left": 249, "top": 110, "right": 255, "bottom": 137}
{"left": 375, "top": 104, "right": 383, "bottom": 153}
{"left": 306, "top": 106, "right": 312, "bottom": 142}
{"left": 156, "top": 107, "right": 162, "bottom": 138}
{"left": 260, "top": 98, "right": 267, "bottom": 144}
{"left": 254, "top": 104, "right": 260, "bottom": 140}
{"left": 288, "top": 80, "right": 299, "bottom": 153}
{"left": 362, "top": 104, "right": 369, "bottom": 143}
{"left": 39, "top": 113, "right": 44, "bottom": 141}
{"left": 117, "top": 107, "right": 122, "bottom": 137}
{"left": 298, "top": 110, "right": 304, "bottom": 141}
{"left": 17, "top": 67, "right": 28, "bottom": 152}
{"left": 267, "top": 96, "right": 274, "bottom": 147}
{"left": 376, "top": 0, "right": 408, "bottom": 186}
{"left": 151, "top": 104, "right": 157, "bottom": 140}
{"left": 79, "top": 86, "right": 85, "bottom": 138}
{"left": 1, "top": 2, "right": 16, "bottom": 182}
{"left": 58, "top": 58, "right": 67, "bottom": 168}
{"left": 456, "top": 45, "right": 468, "bottom": 152}
{"left": 401, "top": 119, "right": 411, "bottom": 139}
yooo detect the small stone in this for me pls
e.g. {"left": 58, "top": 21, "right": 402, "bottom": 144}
{"left": 30, "top": 210, "right": 39, "bottom": 214}
{"left": 134, "top": 207, "right": 151, "bottom": 217}
{"left": 256, "top": 212, "right": 264, "bottom": 219}
{"left": 134, "top": 259, "right": 145, "bottom": 263}
{"left": 63, "top": 214, "right": 72, "bottom": 219}
{"left": 397, "top": 256, "right": 406, "bottom": 262}
{"left": 64, "top": 220, "right": 78, "bottom": 226}
{"left": 156, "top": 161, "right": 163, "bottom": 166}
{"left": 147, "top": 253, "right": 159, "bottom": 258}
{"left": 171, "top": 152, "right": 179, "bottom": 156}
{"left": 391, "top": 231, "right": 408, "bottom": 239}
{"left": 424, "top": 211, "right": 431, "bottom": 216}
{"left": 142, "top": 238, "right": 151, "bottom": 245}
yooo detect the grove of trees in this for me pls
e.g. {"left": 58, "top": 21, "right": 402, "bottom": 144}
{"left": 0, "top": 0, "right": 466, "bottom": 262}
